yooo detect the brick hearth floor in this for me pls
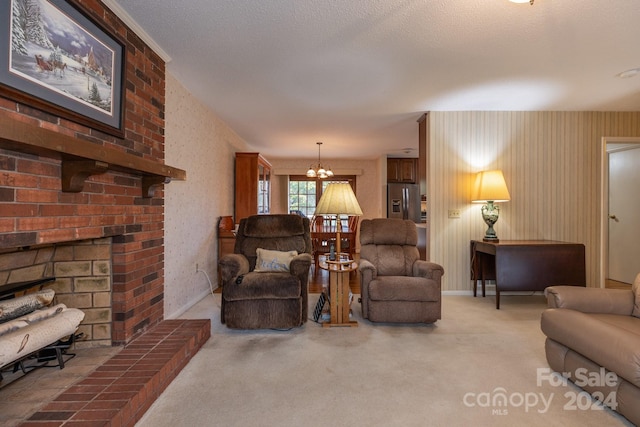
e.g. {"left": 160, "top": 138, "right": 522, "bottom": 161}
{"left": 0, "top": 319, "right": 210, "bottom": 427}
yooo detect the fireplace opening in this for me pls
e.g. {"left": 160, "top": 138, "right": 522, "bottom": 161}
{"left": 0, "top": 238, "right": 113, "bottom": 348}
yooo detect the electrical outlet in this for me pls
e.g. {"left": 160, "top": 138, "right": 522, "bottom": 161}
{"left": 448, "top": 209, "right": 461, "bottom": 219}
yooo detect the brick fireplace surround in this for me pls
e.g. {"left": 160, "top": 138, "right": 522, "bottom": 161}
{"left": 0, "top": 1, "right": 208, "bottom": 425}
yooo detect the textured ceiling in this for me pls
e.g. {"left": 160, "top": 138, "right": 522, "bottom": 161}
{"left": 109, "top": 0, "right": 640, "bottom": 159}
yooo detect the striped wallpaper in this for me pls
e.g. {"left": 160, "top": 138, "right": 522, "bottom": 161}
{"left": 427, "top": 111, "right": 640, "bottom": 291}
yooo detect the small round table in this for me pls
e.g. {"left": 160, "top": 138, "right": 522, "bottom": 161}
{"left": 319, "top": 255, "right": 358, "bottom": 328}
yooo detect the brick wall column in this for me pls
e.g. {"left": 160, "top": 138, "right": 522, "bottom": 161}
{"left": 112, "top": 203, "right": 165, "bottom": 344}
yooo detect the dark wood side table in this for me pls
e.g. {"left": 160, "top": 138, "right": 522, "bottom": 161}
{"left": 470, "top": 240, "right": 586, "bottom": 309}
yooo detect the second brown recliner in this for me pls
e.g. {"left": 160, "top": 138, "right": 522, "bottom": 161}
{"left": 358, "top": 218, "right": 444, "bottom": 323}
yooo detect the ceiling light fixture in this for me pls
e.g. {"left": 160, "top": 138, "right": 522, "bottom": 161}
{"left": 306, "top": 142, "right": 334, "bottom": 179}
{"left": 510, "top": 0, "right": 534, "bottom": 4}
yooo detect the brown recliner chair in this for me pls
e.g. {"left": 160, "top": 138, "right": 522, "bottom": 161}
{"left": 218, "top": 214, "right": 312, "bottom": 329}
{"left": 358, "top": 218, "right": 444, "bottom": 323}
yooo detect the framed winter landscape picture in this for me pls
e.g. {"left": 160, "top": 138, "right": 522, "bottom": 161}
{"left": 0, "top": 0, "right": 125, "bottom": 136}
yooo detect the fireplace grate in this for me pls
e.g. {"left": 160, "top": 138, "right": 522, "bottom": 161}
{"left": 0, "top": 332, "right": 84, "bottom": 382}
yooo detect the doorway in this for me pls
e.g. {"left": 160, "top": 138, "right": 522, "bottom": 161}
{"left": 600, "top": 137, "right": 640, "bottom": 287}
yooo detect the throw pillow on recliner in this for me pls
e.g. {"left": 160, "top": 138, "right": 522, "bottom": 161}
{"left": 254, "top": 248, "right": 298, "bottom": 272}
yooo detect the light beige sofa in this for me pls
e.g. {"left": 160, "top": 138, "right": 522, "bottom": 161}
{"left": 540, "top": 273, "right": 640, "bottom": 426}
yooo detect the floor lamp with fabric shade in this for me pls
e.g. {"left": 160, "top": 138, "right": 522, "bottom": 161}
{"left": 314, "top": 183, "right": 363, "bottom": 258}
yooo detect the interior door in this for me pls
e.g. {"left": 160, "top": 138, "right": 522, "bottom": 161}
{"left": 608, "top": 145, "right": 640, "bottom": 284}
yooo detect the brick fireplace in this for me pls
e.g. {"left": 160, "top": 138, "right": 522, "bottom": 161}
{"left": 0, "top": 0, "right": 181, "bottom": 345}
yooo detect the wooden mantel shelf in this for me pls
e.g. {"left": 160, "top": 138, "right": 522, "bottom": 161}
{"left": 0, "top": 114, "right": 186, "bottom": 197}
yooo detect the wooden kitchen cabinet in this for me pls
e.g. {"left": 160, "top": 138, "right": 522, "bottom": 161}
{"left": 387, "top": 158, "right": 417, "bottom": 183}
{"left": 235, "top": 153, "right": 271, "bottom": 222}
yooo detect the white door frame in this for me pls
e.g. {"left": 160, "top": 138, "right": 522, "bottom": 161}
{"left": 599, "top": 136, "right": 640, "bottom": 287}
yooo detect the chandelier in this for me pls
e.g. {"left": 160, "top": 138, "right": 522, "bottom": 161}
{"left": 306, "top": 142, "right": 334, "bottom": 179}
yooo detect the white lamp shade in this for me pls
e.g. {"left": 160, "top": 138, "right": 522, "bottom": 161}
{"left": 471, "top": 170, "right": 511, "bottom": 203}
{"left": 315, "top": 183, "right": 363, "bottom": 216}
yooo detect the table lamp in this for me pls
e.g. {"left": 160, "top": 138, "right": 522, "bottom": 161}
{"left": 314, "top": 183, "right": 363, "bottom": 258}
{"left": 471, "top": 170, "right": 510, "bottom": 242}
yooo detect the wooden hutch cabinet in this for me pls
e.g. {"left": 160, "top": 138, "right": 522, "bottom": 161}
{"left": 235, "top": 152, "right": 272, "bottom": 223}
{"left": 387, "top": 158, "right": 417, "bottom": 183}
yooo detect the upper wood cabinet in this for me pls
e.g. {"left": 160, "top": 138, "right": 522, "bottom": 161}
{"left": 387, "top": 158, "right": 417, "bottom": 183}
{"left": 235, "top": 153, "right": 272, "bottom": 222}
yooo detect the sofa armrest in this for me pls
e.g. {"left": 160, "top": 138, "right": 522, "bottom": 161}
{"left": 289, "top": 253, "right": 312, "bottom": 277}
{"left": 358, "top": 259, "right": 377, "bottom": 282}
{"left": 541, "top": 308, "right": 640, "bottom": 388}
{"left": 545, "top": 285, "right": 634, "bottom": 315}
{"left": 412, "top": 260, "right": 444, "bottom": 281}
{"left": 218, "top": 254, "right": 250, "bottom": 284}
{"left": 358, "top": 259, "right": 376, "bottom": 317}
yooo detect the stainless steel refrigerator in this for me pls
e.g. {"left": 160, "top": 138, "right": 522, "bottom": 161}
{"left": 387, "top": 183, "right": 421, "bottom": 223}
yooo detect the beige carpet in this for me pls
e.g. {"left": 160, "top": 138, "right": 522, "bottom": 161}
{"left": 136, "top": 293, "right": 632, "bottom": 427}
